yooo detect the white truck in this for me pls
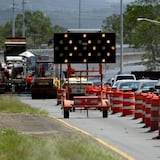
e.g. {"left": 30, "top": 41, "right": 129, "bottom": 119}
{"left": 112, "top": 73, "right": 136, "bottom": 86}
{"left": 64, "top": 77, "right": 93, "bottom": 99}
{"left": 3, "top": 37, "right": 27, "bottom": 92}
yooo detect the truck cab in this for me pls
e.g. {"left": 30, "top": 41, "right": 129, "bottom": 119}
{"left": 112, "top": 74, "right": 136, "bottom": 86}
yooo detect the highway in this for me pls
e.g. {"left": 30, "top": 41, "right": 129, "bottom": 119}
{"left": 19, "top": 95, "right": 160, "bottom": 160}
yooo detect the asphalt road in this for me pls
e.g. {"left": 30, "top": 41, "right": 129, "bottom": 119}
{"left": 19, "top": 95, "right": 160, "bottom": 160}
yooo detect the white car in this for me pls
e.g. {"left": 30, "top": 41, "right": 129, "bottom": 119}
{"left": 136, "top": 79, "right": 158, "bottom": 93}
{"left": 112, "top": 79, "right": 139, "bottom": 91}
{"left": 112, "top": 79, "right": 158, "bottom": 93}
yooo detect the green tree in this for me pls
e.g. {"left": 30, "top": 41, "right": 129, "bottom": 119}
{"left": 2, "top": 10, "right": 66, "bottom": 48}
{"left": 0, "top": 26, "right": 5, "bottom": 49}
{"left": 102, "top": 14, "right": 121, "bottom": 43}
{"left": 21, "top": 10, "right": 53, "bottom": 48}
{"left": 125, "top": 0, "right": 160, "bottom": 70}
{"left": 102, "top": 0, "right": 160, "bottom": 70}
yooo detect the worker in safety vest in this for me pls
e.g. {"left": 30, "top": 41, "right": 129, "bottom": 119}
{"left": 3, "top": 68, "right": 10, "bottom": 80}
{"left": 26, "top": 75, "right": 33, "bottom": 91}
{"left": 54, "top": 77, "right": 60, "bottom": 89}
{"left": 66, "top": 64, "right": 75, "bottom": 77}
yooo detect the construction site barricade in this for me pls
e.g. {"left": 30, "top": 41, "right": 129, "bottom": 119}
{"left": 144, "top": 93, "right": 153, "bottom": 127}
{"left": 57, "top": 88, "right": 66, "bottom": 105}
{"left": 134, "top": 92, "right": 144, "bottom": 119}
{"left": 96, "top": 90, "right": 106, "bottom": 99}
{"left": 85, "top": 86, "right": 107, "bottom": 99}
{"left": 112, "top": 90, "right": 123, "bottom": 114}
{"left": 141, "top": 93, "right": 148, "bottom": 123}
{"left": 122, "top": 91, "right": 135, "bottom": 116}
{"left": 73, "top": 96, "right": 99, "bottom": 107}
{"left": 85, "top": 86, "right": 98, "bottom": 96}
{"left": 150, "top": 95, "right": 159, "bottom": 131}
{"left": 85, "top": 86, "right": 94, "bottom": 95}
{"left": 105, "top": 86, "right": 112, "bottom": 98}
{"left": 158, "top": 96, "right": 160, "bottom": 138}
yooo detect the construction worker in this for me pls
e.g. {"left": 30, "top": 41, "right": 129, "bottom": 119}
{"left": 66, "top": 64, "right": 75, "bottom": 77}
{"left": 3, "top": 68, "right": 10, "bottom": 80}
{"left": 54, "top": 77, "right": 60, "bottom": 89}
{"left": 26, "top": 74, "right": 33, "bottom": 91}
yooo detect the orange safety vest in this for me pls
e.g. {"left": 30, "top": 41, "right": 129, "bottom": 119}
{"left": 26, "top": 76, "right": 32, "bottom": 84}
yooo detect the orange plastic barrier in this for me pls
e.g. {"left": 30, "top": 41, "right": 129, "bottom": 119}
{"left": 150, "top": 95, "right": 159, "bottom": 131}
{"left": 106, "top": 90, "right": 112, "bottom": 108}
{"left": 112, "top": 90, "right": 123, "bottom": 114}
{"left": 57, "top": 88, "right": 66, "bottom": 105}
{"left": 122, "top": 91, "right": 135, "bottom": 116}
{"left": 85, "top": 86, "right": 94, "bottom": 95}
{"left": 158, "top": 97, "right": 160, "bottom": 138}
{"left": 134, "top": 92, "right": 144, "bottom": 119}
{"left": 144, "top": 93, "right": 153, "bottom": 127}
{"left": 154, "top": 95, "right": 160, "bottom": 139}
{"left": 96, "top": 90, "right": 106, "bottom": 99}
{"left": 141, "top": 93, "right": 148, "bottom": 123}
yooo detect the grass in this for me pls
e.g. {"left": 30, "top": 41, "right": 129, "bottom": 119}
{"left": 0, "top": 95, "right": 47, "bottom": 115}
{"left": 0, "top": 95, "right": 126, "bottom": 160}
{"left": 0, "top": 130, "right": 125, "bottom": 160}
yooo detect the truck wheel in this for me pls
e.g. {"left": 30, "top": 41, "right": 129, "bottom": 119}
{"left": 32, "top": 94, "right": 36, "bottom": 99}
{"left": 103, "top": 110, "right": 108, "bottom": 118}
{"left": 64, "top": 110, "right": 69, "bottom": 118}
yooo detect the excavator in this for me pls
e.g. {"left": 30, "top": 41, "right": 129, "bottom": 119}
{"left": 31, "top": 55, "right": 60, "bottom": 99}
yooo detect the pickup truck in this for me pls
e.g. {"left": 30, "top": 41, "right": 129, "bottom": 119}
{"left": 112, "top": 73, "right": 136, "bottom": 86}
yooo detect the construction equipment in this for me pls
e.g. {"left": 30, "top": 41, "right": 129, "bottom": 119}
{"left": 31, "top": 55, "right": 60, "bottom": 99}
{"left": 61, "top": 63, "right": 110, "bottom": 118}
{"left": 63, "top": 96, "right": 109, "bottom": 118}
{"left": 3, "top": 37, "right": 27, "bottom": 92}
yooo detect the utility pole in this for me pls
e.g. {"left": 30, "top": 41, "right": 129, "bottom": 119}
{"left": 120, "top": 0, "right": 123, "bottom": 74}
{"left": 12, "top": 0, "right": 15, "bottom": 37}
{"left": 78, "top": 0, "right": 81, "bottom": 29}
{"left": 22, "top": 0, "right": 26, "bottom": 37}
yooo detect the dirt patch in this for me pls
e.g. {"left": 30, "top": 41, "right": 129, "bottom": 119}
{"left": 0, "top": 113, "right": 78, "bottom": 137}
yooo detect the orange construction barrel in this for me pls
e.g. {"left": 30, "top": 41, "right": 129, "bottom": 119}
{"left": 112, "top": 90, "right": 123, "bottom": 114}
{"left": 141, "top": 93, "right": 148, "bottom": 123}
{"left": 144, "top": 93, "right": 153, "bottom": 127}
{"left": 57, "top": 88, "right": 66, "bottom": 105}
{"left": 150, "top": 95, "right": 159, "bottom": 131}
{"left": 122, "top": 91, "right": 135, "bottom": 116}
{"left": 134, "top": 92, "right": 144, "bottom": 119}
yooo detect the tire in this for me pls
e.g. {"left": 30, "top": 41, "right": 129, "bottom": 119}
{"left": 103, "top": 110, "right": 108, "bottom": 118}
{"left": 64, "top": 110, "right": 69, "bottom": 118}
{"left": 31, "top": 95, "right": 35, "bottom": 99}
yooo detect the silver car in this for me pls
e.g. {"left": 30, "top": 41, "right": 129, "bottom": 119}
{"left": 136, "top": 79, "right": 158, "bottom": 93}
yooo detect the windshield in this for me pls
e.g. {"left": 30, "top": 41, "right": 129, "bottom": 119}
{"left": 119, "top": 81, "right": 140, "bottom": 90}
{"left": 117, "top": 76, "right": 135, "bottom": 81}
{"left": 139, "top": 81, "right": 157, "bottom": 90}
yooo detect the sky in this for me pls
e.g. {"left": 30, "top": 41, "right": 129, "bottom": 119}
{"left": 1, "top": 0, "right": 135, "bottom": 11}
{"left": 0, "top": 0, "right": 136, "bottom": 28}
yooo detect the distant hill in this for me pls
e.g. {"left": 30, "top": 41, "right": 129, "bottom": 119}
{"left": 0, "top": 0, "right": 134, "bottom": 29}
